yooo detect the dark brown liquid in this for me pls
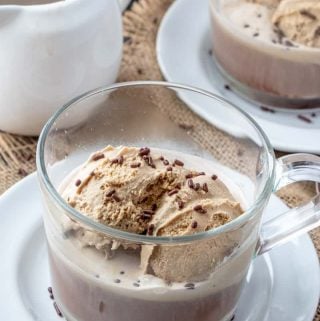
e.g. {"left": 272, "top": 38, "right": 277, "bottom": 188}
{"left": 48, "top": 247, "right": 244, "bottom": 321}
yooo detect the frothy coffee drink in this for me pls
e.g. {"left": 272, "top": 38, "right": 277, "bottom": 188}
{"left": 210, "top": 0, "right": 320, "bottom": 108}
{"left": 46, "top": 146, "right": 256, "bottom": 321}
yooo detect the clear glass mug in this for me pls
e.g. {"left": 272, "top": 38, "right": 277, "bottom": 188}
{"left": 37, "top": 81, "right": 320, "bottom": 321}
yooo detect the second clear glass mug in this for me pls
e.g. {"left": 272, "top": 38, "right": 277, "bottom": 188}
{"left": 37, "top": 81, "right": 320, "bottom": 321}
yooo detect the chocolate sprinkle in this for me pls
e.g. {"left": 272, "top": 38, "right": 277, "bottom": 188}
{"left": 208, "top": 49, "right": 212, "bottom": 56}
{"left": 168, "top": 189, "right": 179, "bottom": 196}
{"left": 179, "top": 123, "right": 194, "bottom": 131}
{"left": 202, "top": 183, "right": 208, "bottom": 193}
{"left": 99, "top": 301, "right": 105, "bottom": 313}
{"left": 114, "top": 279, "right": 121, "bottom": 284}
{"left": 260, "top": 106, "right": 276, "bottom": 113}
{"left": 184, "top": 283, "right": 195, "bottom": 290}
{"left": 133, "top": 282, "right": 140, "bottom": 287}
{"left": 185, "top": 173, "right": 194, "bottom": 179}
{"left": 284, "top": 40, "right": 294, "bottom": 47}
{"left": 253, "top": 32, "right": 259, "bottom": 37}
{"left": 160, "top": 156, "right": 164, "bottom": 160}
{"left": 196, "top": 172, "right": 205, "bottom": 176}
{"left": 123, "top": 36, "right": 132, "bottom": 44}
{"left": 130, "top": 162, "right": 141, "bottom": 168}
{"left": 167, "top": 166, "right": 173, "bottom": 171}
{"left": 111, "top": 158, "right": 119, "bottom": 164}
{"left": 118, "top": 155, "right": 124, "bottom": 165}
{"left": 147, "top": 224, "right": 154, "bottom": 235}
{"left": 75, "top": 179, "right": 81, "bottom": 187}
{"left": 178, "top": 200, "right": 184, "bottom": 209}
{"left": 151, "top": 203, "right": 157, "bottom": 211}
{"left": 191, "top": 221, "right": 198, "bottom": 228}
{"left": 106, "top": 189, "right": 116, "bottom": 197}
{"left": 112, "top": 194, "right": 122, "bottom": 202}
{"left": 193, "top": 205, "right": 207, "bottom": 214}
{"left": 50, "top": 293, "right": 54, "bottom": 300}
{"left": 120, "top": 271, "right": 125, "bottom": 275}
{"left": 174, "top": 159, "right": 184, "bottom": 167}
{"left": 188, "top": 179, "right": 194, "bottom": 189}
{"left": 143, "top": 209, "right": 155, "bottom": 215}
{"left": 18, "top": 168, "right": 28, "bottom": 177}
{"left": 139, "top": 213, "right": 152, "bottom": 220}
{"left": 300, "top": 10, "right": 317, "bottom": 20}
{"left": 211, "top": 174, "right": 218, "bottom": 180}
{"left": 53, "top": 302, "right": 63, "bottom": 317}
{"left": 224, "top": 84, "right": 231, "bottom": 90}
{"left": 92, "top": 153, "right": 105, "bottom": 161}
{"left": 298, "top": 114, "right": 312, "bottom": 123}
{"left": 194, "top": 183, "right": 200, "bottom": 191}
{"left": 48, "top": 287, "right": 53, "bottom": 294}
{"left": 163, "top": 159, "right": 170, "bottom": 165}
{"left": 244, "top": 24, "right": 250, "bottom": 28}
{"left": 311, "top": 113, "right": 316, "bottom": 118}
{"left": 139, "top": 147, "right": 150, "bottom": 157}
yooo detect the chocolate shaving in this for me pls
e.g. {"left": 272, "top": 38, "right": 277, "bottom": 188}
{"left": 202, "top": 183, "right": 208, "bottom": 193}
{"left": 253, "top": 32, "right": 259, "bottom": 37}
{"left": 48, "top": 287, "right": 53, "bottom": 294}
{"left": 211, "top": 174, "right": 218, "bottom": 180}
{"left": 191, "top": 221, "right": 198, "bottom": 229}
{"left": 300, "top": 10, "right": 317, "bottom": 20}
{"left": 185, "top": 173, "right": 194, "bottom": 179}
{"left": 174, "top": 159, "right": 184, "bottom": 167}
{"left": 151, "top": 203, "right": 157, "bottom": 211}
{"left": 130, "top": 162, "right": 141, "bottom": 168}
{"left": 168, "top": 189, "right": 179, "bottom": 196}
{"left": 193, "top": 205, "right": 207, "bottom": 214}
{"left": 50, "top": 294, "right": 54, "bottom": 300}
{"left": 163, "top": 159, "right": 169, "bottom": 165}
{"left": 114, "top": 279, "right": 121, "bottom": 284}
{"left": 167, "top": 166, "right": 173, "bottom": 171}
{"left": 195, "top": 171, "right": 205, "bottom": 176}
{"left": 298, "top": 114, "right": 312, "bottom": 123}
{"left": 106, "top": 189, "right": 116, "bottom": 197}
{"left": 75, "top": 179, "right": 81, "bottom": 187}
{"left": 224, "top": 84, "right": 231, "bottom": 90}
{"left": 244, "top": 24, "right": 250, "bottom": 28}
{"left": 139, "top": 147, "right": 150, "bottom": 156}
{"left": 92, "top": 153, "right": 105, "bottom": 161}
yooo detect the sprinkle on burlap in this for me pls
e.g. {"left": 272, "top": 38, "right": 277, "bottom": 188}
{"left": 0, "top": 1, "right": 318, "bottom": 317}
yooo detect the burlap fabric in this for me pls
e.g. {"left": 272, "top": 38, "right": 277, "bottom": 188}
{"left": 0, "top": 0, "right": 319, "bottom": 318}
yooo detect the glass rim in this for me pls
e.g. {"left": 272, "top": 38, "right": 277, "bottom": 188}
{"left": 37, "top": 80, "right": 276, "bottom": 245}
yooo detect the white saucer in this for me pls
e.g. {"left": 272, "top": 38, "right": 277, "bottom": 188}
{"left": 156, "top": 0, "right": 320, "bottom": 153}
{"left": 0, "top": 173, "right": 319, "bottom": 321}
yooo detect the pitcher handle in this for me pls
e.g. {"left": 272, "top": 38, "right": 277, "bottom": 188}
{"left": 256, "top": 153, "right": 320, "bottom": 255}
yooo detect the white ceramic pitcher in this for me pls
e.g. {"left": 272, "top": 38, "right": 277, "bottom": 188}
{"left": 0, "top": 0, "right": 123, "bottom": 135}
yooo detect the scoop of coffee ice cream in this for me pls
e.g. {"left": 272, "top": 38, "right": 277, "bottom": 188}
{"left": 272, "top": 0, "right": 320, "bottom": 48}
{"left": 62, "top": 146, "right": 244, "bottom": 282}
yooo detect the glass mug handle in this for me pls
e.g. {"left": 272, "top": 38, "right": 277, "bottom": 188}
{"left": 257, "top": 153, "right": 320, "bottom": 255}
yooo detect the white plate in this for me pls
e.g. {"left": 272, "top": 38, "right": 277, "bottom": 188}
{"left": 0, "top": 173, "right": 319, "bottom": 320}
{"left": 156, "top": 0, "right": 320, "bottom": 153}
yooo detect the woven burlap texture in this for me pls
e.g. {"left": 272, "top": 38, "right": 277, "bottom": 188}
{"left": 0, "top": 0, "right": 319, "bottom": 318}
